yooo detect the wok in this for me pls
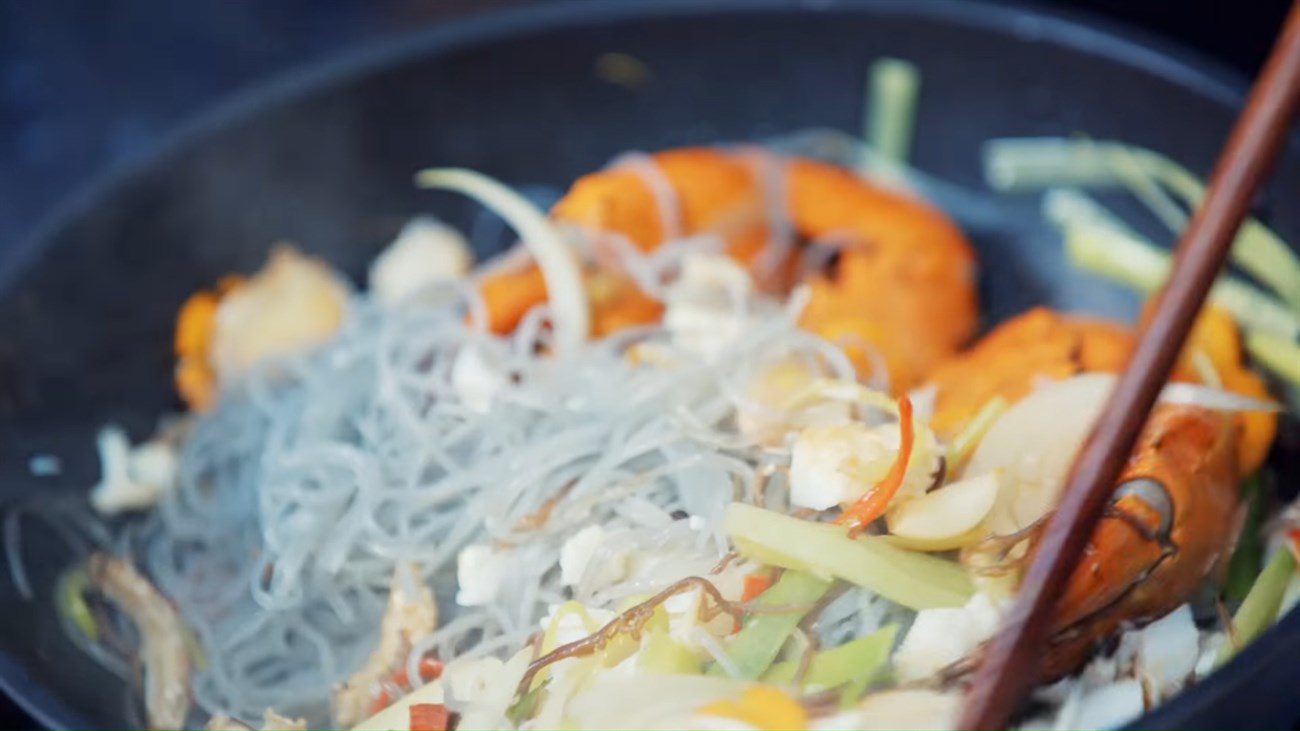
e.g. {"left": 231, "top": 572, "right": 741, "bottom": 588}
{"left": 1, "top": 1, "right": 1298, "bottom": 728}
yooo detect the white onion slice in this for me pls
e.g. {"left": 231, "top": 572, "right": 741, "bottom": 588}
{"left": 416, "top": 168, "right": 590, "bottom": 353}
{"left": 966, "top": 372, "right": 1275, "bottom": 537}
{"left": 1158, "top": 381, "right": 1280, "bottom": 412}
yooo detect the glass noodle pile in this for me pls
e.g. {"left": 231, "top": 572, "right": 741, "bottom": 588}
{"left": 9, "top": 59, "right": 1300, "bottom": 731}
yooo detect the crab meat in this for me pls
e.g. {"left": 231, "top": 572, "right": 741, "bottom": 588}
{"left": 89, "top": 426, "right": 180, "bottom": 515}
{"left": 789, "top": 420, "right": 937, "bottom": 511}
{"left": 663, "top": 252, "right": 754, "bottom": 358}
{"left": 210, "top": 246, "right": 351, "bottom": 382}
{"left": 369, "top": 217, "right": 473, "bottom": 305}
{"left": 894, "top": 592, "right": 1003, "bottom": 681}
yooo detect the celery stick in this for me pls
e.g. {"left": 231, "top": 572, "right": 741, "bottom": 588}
{"left": 707, "top": 570, "right": 831, "bottom": 679}
{"left": 985, "top": 138, "right": 1300, "bottom": 310}
{"left": 945, "top": 396, "right": 1007, "bottom": 469}
{"left": 1246, "top": 332, "right": 1300, "bottom": 387}
{"left": 867, "top": 58, "right": 920, "bottom": 165}
{"left": 1220, "top": 547, "right": 1297, "bottom": 665}
{"left": 763, "top": 625, "right": 897, "bottom": 690}
{"left": 1224, "top": 476, "right": 1266, "bottom": 605}
{"left": 724, "top": 503, "right": 972, "bottom": 609}
{"left": 1063, "top": 220, "right": 1300, "bottom": 341}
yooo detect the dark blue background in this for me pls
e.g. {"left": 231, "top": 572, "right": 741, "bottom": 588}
{"left": 0, "top": 0, "right": 1291, "bottom": 257}
{"left": 0, "top": 0, "right": 1291, "bottom": 728}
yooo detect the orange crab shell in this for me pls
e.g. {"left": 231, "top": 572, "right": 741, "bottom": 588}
{"left": 928, "top": 306, "right": 1275, "bottom": 476}
{"left": 541, "top": 148, "right": 979, "bottom": 391}
{"left": 1045, "top": 402, "right": 1239, "bottom": 678}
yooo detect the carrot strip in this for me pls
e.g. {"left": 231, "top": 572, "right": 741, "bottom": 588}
{"left": 741, "top": 573, "right": 774, "bottom": 603}
{"left": 409, "top": 703, "right": 451, "bottom": 731}
{"left": 835, "top": 395, "right": 914, "bottom": 535}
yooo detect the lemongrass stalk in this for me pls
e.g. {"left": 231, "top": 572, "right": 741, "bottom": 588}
{"left": 1054, "top": 191, "right": 1300, "bottom": 341}
{"left": 724, "top": 502, "right": 971, "bottom": 609}
{"left": 1219, "top": 547, "right": 1297, "bottom": 665}
{"left": 1245, "top": 331, "right": 1300, "bottom": 386}
{"left": 986, "top": 138, "right": 1300, "bottom": 310}
{"left": 867, "top": 58, "right": 920, "bottom": 165}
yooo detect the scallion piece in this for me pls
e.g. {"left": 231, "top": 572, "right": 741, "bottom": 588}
{"left": 1053, "top": 190, "right": 1300, "bottom": 341}
{"left": 762, "top": 624, "right": 897, "bottom": 691}
{"left": 867, "top": 58, "right": 920, "bottom": 166}
{"left": 1245, "top": 331, "right": 1300, "bottom": 386}
{"left": 56, "top": 568, "right": 97, "bottom": 641}
{"left": 724, "top": 503, "right": 972, "bottom": 609}
{"left": 1224, "top": 476, "right": 1266, "bottom": 605}
{"left": 985, "top": 138, "right": 1300, "bottom": 310}
{"left": 1220, "top": 547, "right": 1297, "bottom": 665}
{"left": 945, "top": 395, "right": 1008, "bottom": 470}
{"left": 707, "top": 570, "right": 831, "bottom": 679}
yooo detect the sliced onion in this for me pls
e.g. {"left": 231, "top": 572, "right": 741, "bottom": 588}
{"left": 965, "top": 374, "right": 1111, "bottom": 536}
{"left": 416, "top": 168, "right": 590, "bottom": 353}
{"left": 1159, "top": 381, "right": 1281, "bottom": 412}
{"left": 965, "top": 372, "right": 1277, "bottom": 539}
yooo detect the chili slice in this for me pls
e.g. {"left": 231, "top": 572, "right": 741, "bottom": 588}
{"left": 835, "top": 395, "right": 914, "bottom": 535}
{"left": 409, "top": 703, "right": 450, "bottom": 731}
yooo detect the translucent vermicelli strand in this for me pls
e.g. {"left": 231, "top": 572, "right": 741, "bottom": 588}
{"left": 105, "top": 285, "right": 839, "bottom": 724}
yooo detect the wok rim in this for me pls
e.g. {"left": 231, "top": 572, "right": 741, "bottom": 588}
{"left": 0, "top": 1, "right": 1289, "bottom": 729}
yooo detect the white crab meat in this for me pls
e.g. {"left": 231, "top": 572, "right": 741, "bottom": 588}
{"left": 1069, "top": 679, "right": 1145, "bottom": 731}
{"left": 663, "top": 252, "right": 753, "bottom": 358}
{"left": 789, "top": 419, "right": 937, "bottom": 511}
{"left": 455, "top": 544, "right": 510, "bottom": 607}
{"left": 894, "top": 592, "right": 1003, "bottom": 681}
{"left": 1133, "top": 604, "right": 1198, "bottom": 701}
{"left": 211, "top": 246, "right": 350, "bottom": 381}
{"left": 90, "top": 426, "right": 179, "bottom": 515}
{"left": 560, "top": 525, "right": 607, "bottom": 587}
{"left": 735, "top": 359, "right": 852, "bottom": 448}
{"left": 369, "top": 216, "right": 473, "bottom": 305}
{"left": 451, "top": 345, "right": 508, "bottom": 414}
{"left": 443, "top": 650, "right": 531, "bottom": 730}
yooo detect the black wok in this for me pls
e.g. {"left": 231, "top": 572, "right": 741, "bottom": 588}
{"left": 1, "top": 1, "right": 1298, "bottom": 728}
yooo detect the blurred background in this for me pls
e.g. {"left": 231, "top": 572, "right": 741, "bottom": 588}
{"left": 0, "top": 0, "right": 1291, "bottom": 257}
{"left": 0, "top": 0, "right": 1292, "bottom": 727}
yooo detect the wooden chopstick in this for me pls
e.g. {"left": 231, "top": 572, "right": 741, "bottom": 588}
{"left": 957, "top": 3, "right": 1300, "bottom": 728}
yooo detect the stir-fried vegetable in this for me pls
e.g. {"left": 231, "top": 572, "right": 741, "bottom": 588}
{"left": 984, "top": 137, "right": 1300, "bottom": 309}
{"left": 725, "top": 503, "right": 972, "bottom": 609}
{"left": 1225, "top": 476, "right": 1267, "bottom": 605}
{"left": 762, "top": 624, "right": 897, "bottom": 692}
{"left": 56, "top": 567, "right": 98, "bottom": 642}
{"left": 867, "top": 58, "right": 920, "bottom": 167}
{"left": 415, "top": 167, "right": 590, "bottom": 352}
{"left": 518, "top": 577, "right": 743, "bottom": 695}
{"left": 708, "top": 570, "right": 832, "bottom": 679}
{"left": 944, "top": 395, "right": 1007, "bottom": 470}
{"left": 1224, "top": 545, "right": 1298, "bottom": 658}
{"left": 1050, "top": 189, "right": 1300, "bottom": 341}
{"left": 836, "top": 395, "right": 915, "bottom": 533}
{"left": 1220, "top": 547, "right": 1298, "bottom": 665}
